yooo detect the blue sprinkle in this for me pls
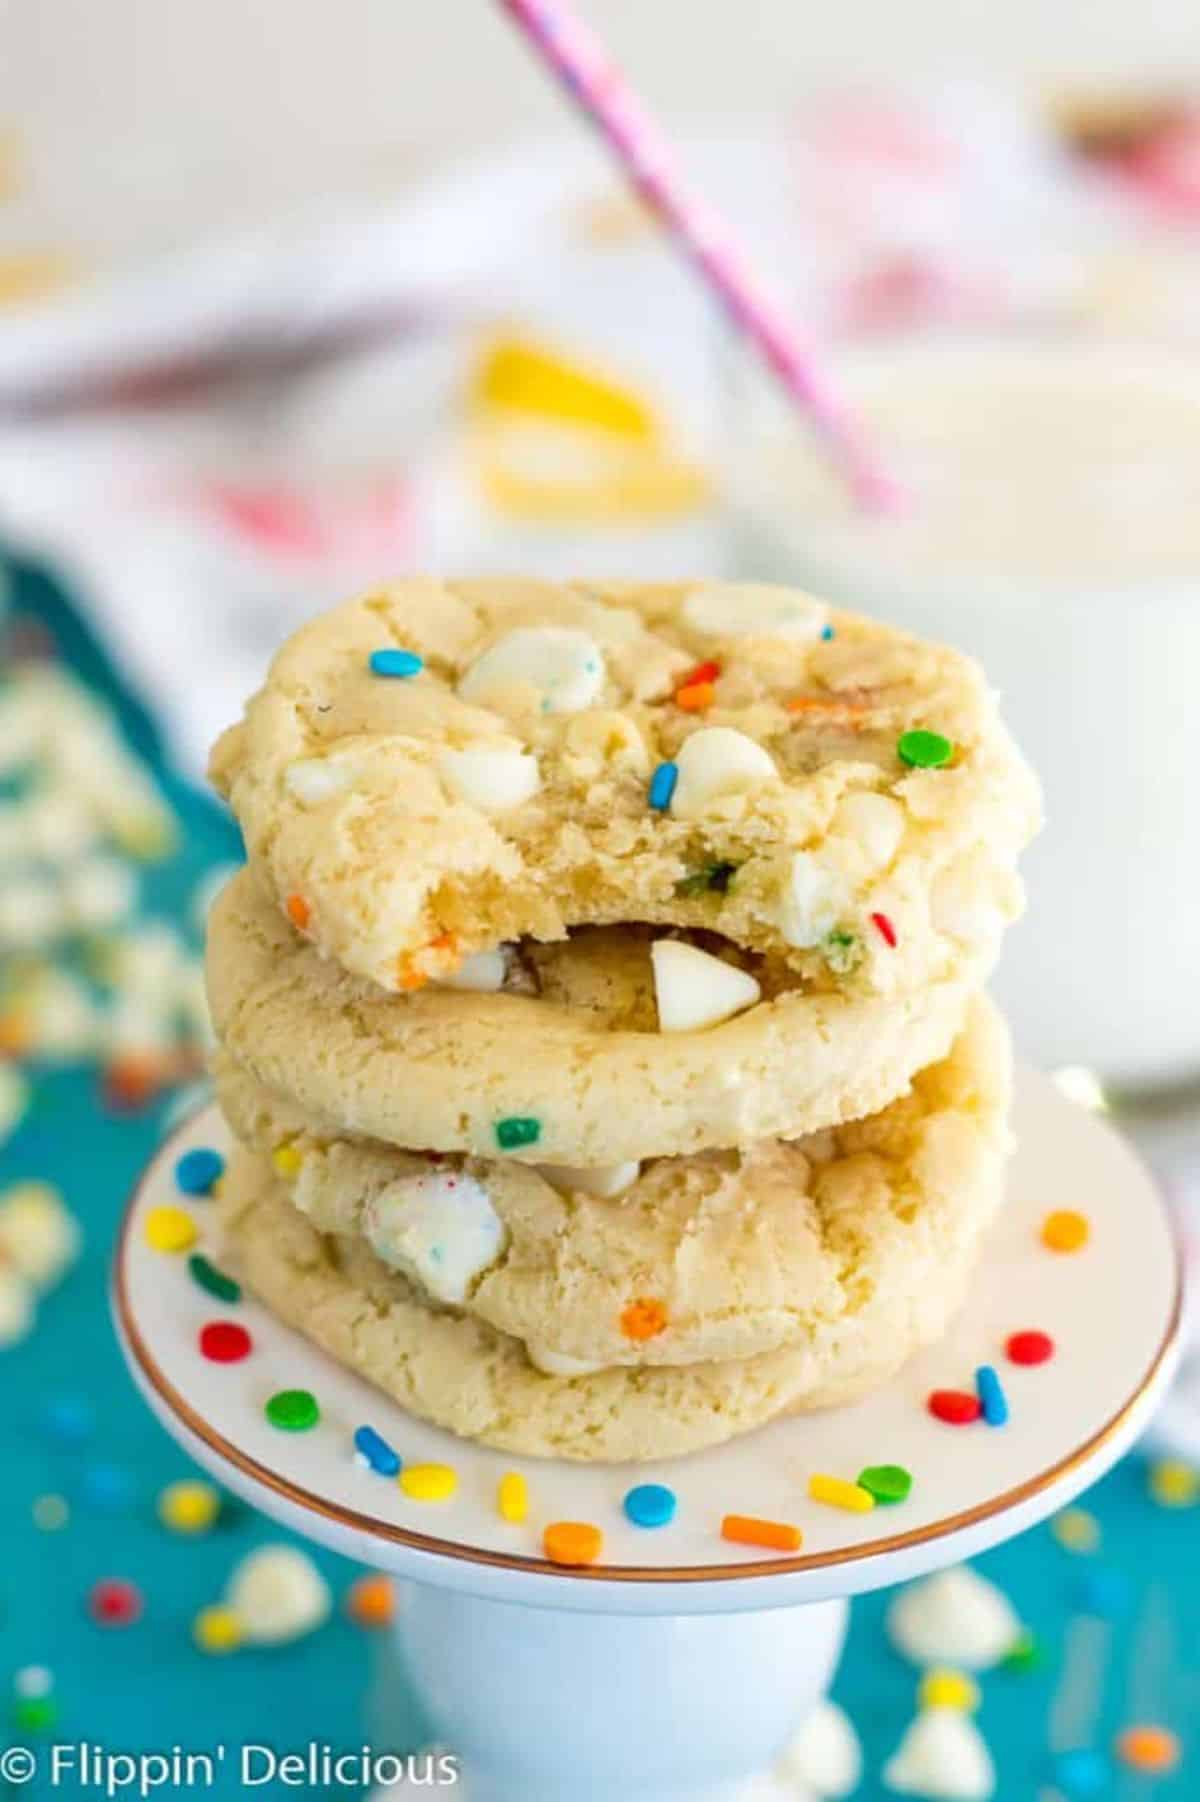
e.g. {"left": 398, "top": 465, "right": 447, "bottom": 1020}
{"left": 369, "top": 648, "right": 423, "bottom": 679}
{"left": 820, "top": 624, "right": 835, "bottom": 641}
{"left": 175, "top": 1146, "right": 225, "bottom": 1196}
{"left": 1077, "top": 1567, "right": 1130, "bottom": 1618}
{"left": 623, "top": 1483, "right": 677, "bottom": 1529}
{"left": 975, "top": 1364, "right": 1009, "bottom": 1427}
{"left": 648, "top": 762, "right": 678, "bottom": 811}
{"left": 41, "top": 1397, "right": 95, "bottom": 1446}
{"left": 354, "top": 1424, "right": 401, "bottom": 1477}
{"left": 1052, "top": 1749, "right": 1109, "bottom": 1796}
{"left": 79, "top": 1463, "right": 136, "bottom": 1512}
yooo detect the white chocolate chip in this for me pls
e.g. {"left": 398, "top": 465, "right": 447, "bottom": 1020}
{"left": 887, "top": 1567, "right": 1020, "bottom": 1671}
{"left": 527, "top": 1343, "right": 605, "bottom": 1378}
{"left": 683, "top": 583, "right": 829, "bottom": 642}
{"left": 537, "top": 1160, "right": 640, "bottom": 1199}
{"left": 285, "top": 758, "right": 352, "bottom": 805}
{"left": 459, "top": 627, "right": 605, "bottom": 715}
{"left": 438, "top": 743, "right": 540, "bottom": 813}
{"left": 670, "top": 727, "right": 778, "bottom": 820}
{"left": 225, "top": 1546, "right": 331, "bottom": 1646}
{"left": 830, "top": 791, "right": 905, "bottom": 871}
{"left": 882, "top": 1708, "right": 996, "bottom": 1801}
{"left": 777, "top": 1700, "right": 862, "bottom": 1798}
{"left": 778, "top": 851, "right": 846, "bottom": 949}
{"left": 651, "top": 939, "right": 761, "bottom": 1033}
{"left": 61, "top": 857, "right": 137, "bottom": 931}
{"left": 363, "top": 1170, "right": 506, "bottom": 1305}
{"left": 437, "top": 947, "right": 509, "bottom": 992}
{"left": 0, "top": 1182, "right": 80, "bottom": 1289}
{"left": 931, "top": 867, "right": 1008, "bottom": 948}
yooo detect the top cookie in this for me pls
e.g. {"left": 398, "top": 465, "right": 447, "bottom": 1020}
{"left": 211, "top": 579, "right": 1040, "bottom": 998}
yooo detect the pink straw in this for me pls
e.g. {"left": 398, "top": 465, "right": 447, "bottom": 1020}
{"left": 497, "top": 0, "right": 900, "bottom": 511}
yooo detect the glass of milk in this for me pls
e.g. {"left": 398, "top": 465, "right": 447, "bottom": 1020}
{"left": 726, "top": 337, "right": 1200, "bottom": 1095}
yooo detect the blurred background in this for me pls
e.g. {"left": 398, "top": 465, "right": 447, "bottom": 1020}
{"left": 2, "top": 3, "right": 1200, "bottom": 1797}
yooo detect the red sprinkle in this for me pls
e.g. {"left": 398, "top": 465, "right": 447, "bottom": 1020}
{"left": 928, "top": 1389, "right": 982, "bottom": 1426}
{"left": 199, "top": 1321, "right": 253, "bottom": 1364}
{"left": 1006, "top": 1330, "right": 1055, "bottom": 1367}
{"left": 681, "top": 660, "right": 720, "bottom": 688}
{"left": 88, "top": 1578, "right": 144, "bottom": 1628}
{"left": 870, "top": 911, "right": 898, "bottom": 948}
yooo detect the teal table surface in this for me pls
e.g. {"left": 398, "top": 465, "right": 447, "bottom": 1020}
{"left": 1, "top": 553, "right": 1195, "bottom": 1800}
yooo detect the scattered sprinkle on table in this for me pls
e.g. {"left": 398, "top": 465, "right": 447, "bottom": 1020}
{"left": 354, "top": 1424, "right": 401, "bottom": 1477}
{"left": 1077, "top": 1567, "right": 1130, "bottom": 1618}
{"left": 808, "top": 1474, "right": 875, "bottom": 1513}
{"left": 369, "top": 647, "right": 424, "bottom": 679}
{"left": 87, "top": 1577, "right": 144, "bottom": 1628}
{"left": 928, "top": 1389, "right": 982, "bottom": 1426}
{"left": 265, "top": 1388, "right": 320, "bottom": 1432}
{"left": 158, "top": 1479, "right": 221, "bottom": 1536}
{"left": 869, "top": 910, "right": 898, "bottom": 948}
{"left": 721, "top": 1514, "right": 802, "bottom": 1553}
{"left": 543, "top": 1521, "right": 603, "bottom": 1566}
{"left": 648, "top": 761, "right": 679, "bottom": 810}
{"left": 1052, "top": 1507, "right": 1101, "bottom": 1554}
{"left": 188, "top": 1253, "right": 241, "bottom": 1304}
{"left": 11, "top": 1665, "right": 57, "bottom": 1732}
{"left": 857, "top": 1464, "right": 913, "bottom": 1505}
{"left": 41, "top": 1396, "right": 94, "bottom": 1445}
{"left": 497, "top": 1472, "right": 528, "bottom": 1524}
{"left": 624, "top": 1483, "right": 677, "bottom": 1528}
{"left": 144, "top": 1204, "right": 197, "bottom": 1254}
{"left": 174, "top": 1146, "right": 225, "bottom": 1196}
{"left": 400, "top": 1463, "right": 457, "bottom": 1502}
{"left": 346, "top": 1574, "right": 395, "bottom": 1629}
{"left": 81, "top": 1464, "right": 135, "bottom": 1512}
{"left": 897, "top": 728, "right": 954, "bottom": 769}
{"left": 1006, "top": 1329, "right": 1054, "bottom": 1366}
{"left": 495, "top": 1116, "right": 541, "bottom": 1151}
{"left": 193, "top": 1604, "right": 243, "bottom": 1655}
{"left": 1115, "top": 1725, "right": 1180, "bottom": 1774}
{"left": 1148, "top": 1458, "right": 1200, "bottom": 1508}
{"left": 32, "top": 1492, "right": 70, "bottom": 1532}
{"left": 1052, "top": 1749, "right": 1109, "bottom": 1795}
{"left": 975, "top": 1364, "right": 1009, "bottom": 1427}
{"left": 919, "top": 1668, "right": 979, "bottom": 1713}
{"left": 1003, "top": 1627, "right": 1041, "bottom": 1672}
{"left": 620, "top": 1296, "right": 669, "bottom": 1341}
{"left": 1041, "top": 1209, "right": 1090, "bottom": 1253}
{"left": 199, "top": 1321, "right": 253, "bottom": 1365}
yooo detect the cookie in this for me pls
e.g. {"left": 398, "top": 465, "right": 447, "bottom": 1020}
{"left": 210, "top": 579, "right": 1039, "bottom": 999}
{"left": 207, "top": 871, "right": 989, "bottom": 1163}
{"left": 215, "top": 995, "right": 1011, "bottom": 1372}
{"left": 217, "top": 1110, "right": 1006, "bottom": 1462}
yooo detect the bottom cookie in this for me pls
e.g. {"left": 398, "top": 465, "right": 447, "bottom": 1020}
{"left": 217, "top": 1126, "right": 1007, "bottom": 1464}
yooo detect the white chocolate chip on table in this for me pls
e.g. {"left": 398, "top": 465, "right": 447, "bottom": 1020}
{"left": 223, "top": 1545, "right": 331, "bottom": 1646}
{"left": 882, "top": 1707, "right": 996, "bottom": 1801}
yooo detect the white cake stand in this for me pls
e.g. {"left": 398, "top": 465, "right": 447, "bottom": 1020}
{"left": 113, "top": 1072, "right": 1181, "bottom": 1802}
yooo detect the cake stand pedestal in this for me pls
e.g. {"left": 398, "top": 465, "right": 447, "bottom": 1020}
{"left": 113, "top": 1071, "right": 1181, "bottom": 1802}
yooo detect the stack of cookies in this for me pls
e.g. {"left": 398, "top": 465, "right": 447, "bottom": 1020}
{"left": 205, "top": 579, "right": 1039, "bottom": 1462}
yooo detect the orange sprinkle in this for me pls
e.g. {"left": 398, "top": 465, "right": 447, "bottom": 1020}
{"left": 0, "top": 1013, "right": 31, "bottom": 1056}
{"left": 721, "top": 1514, "right": 803, "bottom": 1553}
{"left": 543, "top": 1521, "right": 604, "bottom": 1567}
{"left": 1042, "top": 1209, "right": 1090, "bottom": 1253}
{"left": 397, "top": 957, "right": 429, "bottom": 992}
{"left": 103, "top": 1053, "right": 170, "bottom": 1112}
{"left": 397, "top": 932, "right": 461, "bottom": 992}
{"left": 286, "top": 894, "right": 311, "bottom": 931}
{"left": 1116, "top": 1725, "right": 1180, "bottom": 1773}
{"left": 675, "top": 679, "right": 716, "bottom": 712}
{"left": 345, "top": 1573, "right": 396, "bottom": 1629}
{"left": 620, "top": 1297, "right": 669, "bottom": 1341}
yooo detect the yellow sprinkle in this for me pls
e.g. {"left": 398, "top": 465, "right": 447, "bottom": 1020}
{"left": 193, "top": 1604, "right": 243, "bottom": 1655}
{"left": 1149, "top": 1459, "right": 1200, "bottom": 1509}
{"left": 1052, "top": 1507, "right": 1101, "bottom": 1553}
{"left": 808, "top": 1473, "right": 876, "bottom": 1514}
{"left": 158, "top": 1479, "right": 221, "bottom": 1536}
{"left": 400, "top": 1463, "right": 458, "bottom": 1503}
{"left": 919, "top": 1668, "right": 980, "bottom": 1713}
{"left": 497, "top": 1472, "right": 528, "bottom": 1524}
{"left": 144, "top": 1205, "right": 197, "bottom": 1254}
{"left": 271, "top": 1142, "right": 304, "bottom": 1178}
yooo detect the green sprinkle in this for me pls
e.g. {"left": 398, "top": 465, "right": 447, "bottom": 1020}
{"left": 674, "top": 861, "right": 739, "bottom": 897}
{"left": 188, "top": 1253, "right": 242, "bottom": 1305}
{"left": 1002, "top": 1626, "right": 1042, "bottom": 1672}
{"left": 495, "top": 1116, "right": 541, "bottom": 1151}
{"left": 12, "top": 1694, "right": 58, "bottom": 1733}
{"left": 823, "top": 928, "right": 863, "bottom": 975}
{"left": 265, "top": 1389, "right": 320, "bottom": 1432}
{"left": 898, "top": 728, "right": 954, "bottom": 769}
{"left": 857, "top": 1463, "right": 913, "bottom": 1505}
